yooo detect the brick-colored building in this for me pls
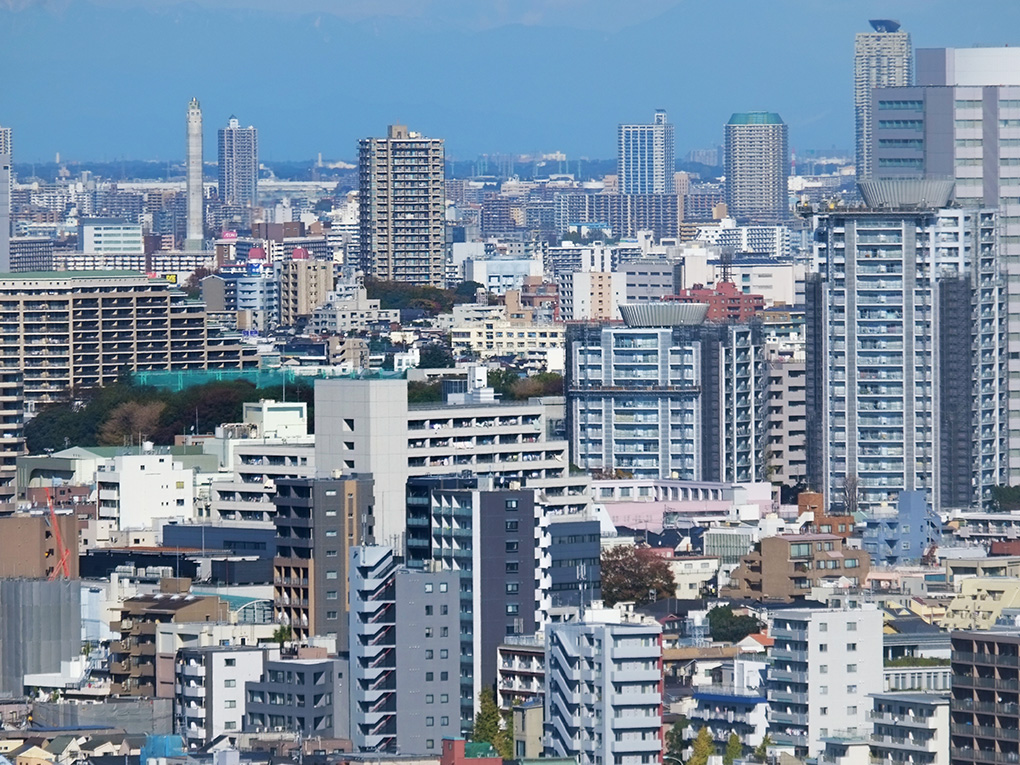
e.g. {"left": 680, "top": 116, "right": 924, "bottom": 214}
{"left": 671, "top": 281, "right": 764, "bottom": 322}
{"left": 0, "top": 512, "right": 79, "bottom": 579}
{"left": 721, "top": 533, "right": 870, "bottom": 602}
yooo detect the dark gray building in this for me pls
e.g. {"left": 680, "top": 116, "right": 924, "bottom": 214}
{"left": 218, "top": 117, "right": 259, "bottom": 208}
{"left": 547, "top": 518, "right": 601, "bottom": 609}
{"left": 0, "top": 579, "right": 81, "bottom": 698}
{"left": 349, "top": 545, "right": 461, "bottom": 755}
{"left": 273, "top": 475, "right": 375, "bottom": 644}
{"left": 9, "top": 237, "right": 54, "bottom": 273}
{"left": 244, "top": 653, "right": 348, "bottom": 740}
{"left": 162, "top": 524, "right": 277, "bottom": 559}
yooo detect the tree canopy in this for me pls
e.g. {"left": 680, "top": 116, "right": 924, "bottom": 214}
{"left": 600, "top": 545, "right": 677, "bottom": 606}
{"left": 688, "top": 727, "right": 715, "bottom": 765}
{"left": 365, "top": 279, "right": 484, "bottom": 314}
{"left": 707, "top": 606, "right": 763, "bottom": 644}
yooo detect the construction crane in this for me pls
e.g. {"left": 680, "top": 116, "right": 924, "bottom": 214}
{"left": 45, "top": 488, "right": 72, "bottom": 580}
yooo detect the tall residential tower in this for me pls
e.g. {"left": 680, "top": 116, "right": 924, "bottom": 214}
{"left": 0, "top": 125, "right": 9, "bottom": 272}
{"left": 724, "top": 112, "right": 789, "bottom": 224}
{"left": 618, "top": 110, "right": 676, "bottom": 194}
{"left": 854, "top": 19, "right": 912, "bottom": 181}
{"left": 185, "top": 98, "right": 204, "bottom": 251}
{"left": 358, "top": 124, "right": 445, "bottom": 287}
{"left": 217, "top": 116, "right": 258, "bottom": 207}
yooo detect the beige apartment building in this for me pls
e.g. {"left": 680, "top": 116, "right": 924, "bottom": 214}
{"left": 278, "top": 254, "right": 334, "bottom": 326}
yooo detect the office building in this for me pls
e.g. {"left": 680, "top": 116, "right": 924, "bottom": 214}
{"left": 176, "top": 645, "right": 267, "bottom": 748}
{"left": 0, "top": 125, "right": 10, "bottom": 272}
{"left": 217, "top": 117, "right": 258, "bottom": 208}
{"left": 724, "top": 112, "right": 789, "bottom": 224}
{"left": 244, "top": 649, "right": 348, "bottom": 740}
{"left": 78, "top": 218, "right": 144, "bottom": 254}
{"left": 0, "top": 272, "right": 254, "bottom": 409}
{"left": 566, "top": 302, "right": 768, "bottom": 482}
{"left": 950, "top": 630, "right": 1020, "bottom": 765}
{"left": 185, "top": 98, "right": 204, "bottom": 251}
{"left": 405, "top": 476, "right": 548, "bottom": 728}
{"left": 854, "top": 20, "right": 912, "bottom": 181}
{"left": 349, "top": 545, "right": 462, "bottom": 754}
{"left": 272, "top": 475, "right": 374, "bottom": 644}
{"left": 807, "top": 181, "right": 1008, "bottom": 514}
{"left": 618, "top": 110, "right": 676, "bottom": 194}
{"left": 769, "top": 607, "right": 883, "bottom": 757}
{"left": 543, "top": 620, "right": 662, "bottom": 765}
{"left": 359, "top": 124, "right": 445, "bottom": 286}
{"left": 722, "top": 533, "right": 870, "bottom": 602}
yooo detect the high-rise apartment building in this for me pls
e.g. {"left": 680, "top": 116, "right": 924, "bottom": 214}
{"left": 349, "top": 545, "right": 462, "bottom": 754}
{"left": 724, "top": 112, "right": 789, "bottom": 224}
{"left": 185, "top": 98, "right": 204, "bottom": 251}
{"left": 0, "top": 125, "right": 10, "bottom": 272}
{"left": 566, "top": 302, "right": 768, "bottom": 483}
{"left": 278, "top": 251, "right": 334, "bottom": 326}
{"left": 358, "top": 124, "right": 445, "bottom": 286}
{"left": 768, "top": 607, "right": 884, "bottom": 757}
{"left": 854, "top": 20, "right": 912, "bottom": 181}
{"left": 951, "top": 630, "right": 1020, "bottom": 765}
{"left": 618, "top": 110, "right": 676, "bottom": 194}
{"left": 217, "top": 116, "right": 258, "bottom": 208}
{"left": 272, "top": 475, "right": 374, "bottom": 644}
{"left": 176, "top": 645, "right": 267, "bottom": 749}
{"left": 807, "top": 180, "right": 1008, "bottom": 514}
{"left": 543, "top": 620, "right": 663, "bottom": 765}
{"left": 873, "top": 47, "right": 1020, "bottom": 476}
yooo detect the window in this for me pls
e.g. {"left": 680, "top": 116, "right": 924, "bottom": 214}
{"left": 225, "top": 659, "right": 236, "bottom": 667}
{"left": 440, "top": 649, "right": 449, "bottom": 659}
{"left": 441, "top": 716, "right": 449, "bottom": 726}
{"left": 441, "top": 627, "right": 448, "bottom": 637}
{"left": 506, "top": 583, "right": 519, "bottom": 594}
{"left": 506, "top": 562, "right": 519, "bottom": 573}
{"left": 820, "top": 665, "right": 828, "bottom": 674}
{"left": 847, "top": 622, "right": 857, "bottom": 632}
{"left": 426, "top": 740, "right": 434, "bottom": 750}
{"left": 819, "top": 623, "right": 828, "bottom": 632}
{"left": 426, "top": 717, "right": 435, "bottom": 727}
{"left": 441, "top": 671, "right": 449, "bottom": 681}
{"left": 505, "top": 521, "right": 519, "bottom": 532}
{"left": 426, "top": 650, "right": 434, "bottom": 659}
{"left": 439, "top": 583, "right": 448, "bottom": 593}
{"left": 441, "top": 605, "right": 448, "bottom": 615}
{"left": 326, "top": 611, "right": 337, "bottom": 619}
{"left": 847, "top": 685, "right": 857, "bottom": 694}
{"left": 326, "top": 550, "right": 338, "bottom": 557}
{"left": 506, "top": 499, "right": 518, "bottom": 510}
{"left": 425, "top": 628, "right": 433, "bottom": 638}
{"left": 847, "top": 706, "right": 857, "bottom": 715}
{"left": 425, "top": 583, "right": 434, "bottom": 593}
{"left": 820, "top": 707, "right": 828, "bottom": 716}
{"left": 326, "top": 591, "right": 338, "bottom": 600}
{"left": 819, "top": 686, "right": 828, "bottom": 695}
{"left": 325, "top": 571, "right": 338, "bottom": 580}
{"left": 819, "top": 644, "right": 827, "bottom": 652}
{"left": 790, "top": 543, "right": 811, "bottom": 557}
{"left": 426, "top": 694, "right": 434, "bottom": 704}
{"left": 506, "top": 541, "right": 519, "bottom": 553}
{"left": 426, "top": 672, "right": 434, "bottom": 681}
{"left": 847, "top": 643, "right": 857, "bottom": 652}
{"left": 441, "top": 694, "right": 449, "bottom": 703}
{"left": 506, "top": 604, "right": 520, "bottom": 615}
{"left": 325, "top": 530, "right": 338, "bottom": 537}
{"left": 847, "top": 664, "right": 858, "bottom": 673}
{"left": 224, "top": 679, "right": 236, "bottom": 688}
{"left": 224, "top": 721, "right": 236, "bottom": 730}
{"left": 425, "top": 605, "right": 433, "bottom": 616}
{"left": 225, "top": 700, "right": 236, "bottom": 709}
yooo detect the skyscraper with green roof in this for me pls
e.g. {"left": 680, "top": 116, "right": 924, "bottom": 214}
{"left": 724, "top": 111, "right": 789, "bottom": 224}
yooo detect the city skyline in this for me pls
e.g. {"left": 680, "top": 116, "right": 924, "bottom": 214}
{"left": 1, "top": 0, "right": 1018, "bottom": 162}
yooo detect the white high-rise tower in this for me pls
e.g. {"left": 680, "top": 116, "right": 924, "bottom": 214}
{"left": 185, "top": 98, "right": 204, "bottom": 251}
{"left": 854, "top": 19, "right": 912, "bottom": 180}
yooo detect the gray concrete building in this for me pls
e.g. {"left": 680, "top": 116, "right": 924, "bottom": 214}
{"left": 217, "top": 117, "right": 258, "bottom": 208}
{"left": 185, "top": 98, "right": 204, "bottom": 251}
{"left": 0, "top": 579, "right": 81, "bottom": 698}
{"left": 0, "top": 126, "right": 10, "bottom": 272}
{"left": 619, "top": 258, "right": 681, "bottom": 303}
{"left": 358, "top": 125, "right": 445, "bottom": 287}
{"left": 244, "top": 651, "right": 347, "bottom": 740}
{"left": 176, "top": 645, "right": 267, "bottom": 749}
{"left": 349, "top": 545, "right": 461, "bottom": 755}
{"left": 854, "top": 19, "right": 912, "bottom": 181}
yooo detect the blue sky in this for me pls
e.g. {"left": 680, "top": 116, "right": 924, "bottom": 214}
{"left": 2, "top": 0, "right": 1019, "bottom": 163}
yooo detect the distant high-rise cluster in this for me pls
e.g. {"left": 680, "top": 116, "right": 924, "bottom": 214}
{"left": 724, "top": 111, "right": 789, "bottom": 224}
{"left": 854, "top": 19, "right": 912, "bottom": 181}
{"left": 185, "top": 97, "right": 204, "bottom": 251}
{"left": 358, "top": 124, "right": 446, "bottom": 287}
{"left": 218, "top": 116, "right": 258, "bottom": 207}
{"left": 617, "top": 109, "right": 675, "bottom": 194}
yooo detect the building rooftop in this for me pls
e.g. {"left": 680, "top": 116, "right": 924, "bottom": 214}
{"left": 728, "top": 112, "right": 784, "bottom": 126}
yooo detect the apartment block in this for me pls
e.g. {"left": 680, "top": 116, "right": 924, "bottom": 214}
{"left": 543, "top": 620, "right": 663, "bottom": 765}
{"left": 278, "top": 253, "right": 334, "bottom": 326}
{"left": 0, "top": 512, "right": 79, "bottom": 579}
{"left": 768, "top": 607, "right": 884, "bottom": 757}
{"left": 244, "top": 651, "right": 347, "bottom": 740}
{"left": 722, "top": 533, "right": 870, "bottom": 602}
{"left": 854, "top": 20, "right": 912, "bottom": 180}
{"left": 272, "top": 475, "right": 374, "bottom": 644}
{"left": 96, "top": 450, "right": 194, "bottom": 530}
{"left": 618, "top": 110, "right": 676, "bottom": 195}
{"left": 175, "top": 645, "right": 267, "bottom": 749}
{"left": 349, "top": 545, "right": 462, "bottom": 754}
{"left": 869, "top": 692, "right": 949, "bottom": 765}
{"left": 0, "top": 272, "right": 254, "bottom": 409}
{"left": 566, "top": 302, "right": 767, "bottom": 482}
{"left": 950, "top": 630, "right": 1020, "bottom": 765}
{"left": 359, "top": 124, "right": 446, "bottom": 286}
{"left": 724, "top": 112, "right": 789, "bottom": 224}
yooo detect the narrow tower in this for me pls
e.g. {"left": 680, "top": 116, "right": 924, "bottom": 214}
{"left": 0, "top": 125, "right": 10, "bottom": 272}
{"left": 185, "top": 98, "right": 204, "bottom": 251}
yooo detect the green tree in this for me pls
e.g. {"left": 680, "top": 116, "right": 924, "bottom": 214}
{"left": 753, "top": 734, "right": 772, "bottom": 763}
{"left": 418, "top": 342, "right": 455, "bottom": 369}
{"left": 724, "top": 732, "right": 742, "bottom": 765}
{"left": 688, "top": 727, "right": 715, "bottom": 765}
{"left": 407, "top": 380, "right": 443, "bottom": 403}
{"left": 707, "top": 606, "right": 763, "bottom": 644}
{"left": 472, "top": 688, "right": 501, "bottom": 750}
{"left": 272, "top": 625, "right": 292, "bottom": 647}
{"left": 493, "top": 711, "right": 513, "bottom": 759}
{"left": 665, "top": 717, "right": 689, "bottom": 761}
{"left": 599, "top": 545, "right": 677, "bottom": 606}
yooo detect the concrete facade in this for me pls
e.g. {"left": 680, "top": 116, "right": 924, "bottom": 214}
{"left": 176, "top": 645, "right": 267, "bottom": 748}
{"left": 854, "top": 21, "right": 912, "bottom": 180}
{"left": 185, "top": 98, "right": 204, "bottom": 250}
{"left": 217, "top": 117, "right": 258, "bottom": 208}
{"left": 0, "top": 513, "right": 79, "bottom": 579}
{"left": 618, "top": 110, "right": 676, "bottom": 195}
{"left": 724, "top": 112, "right": 789, "bottom": 224}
